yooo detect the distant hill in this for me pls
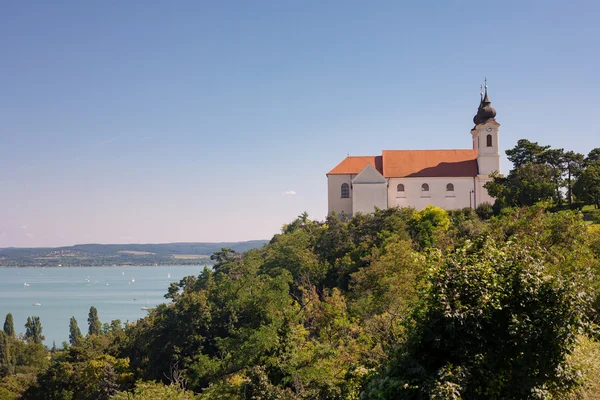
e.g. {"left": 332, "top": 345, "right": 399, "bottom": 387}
{"left": 0, "top": 240, "right": 268, "bottom": 267}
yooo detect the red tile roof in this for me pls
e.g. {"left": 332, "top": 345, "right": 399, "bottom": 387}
{"left": 381, "top": 149, "right": 478, "bottom": 178}
{"left": 327, "top": 150, "right": 479, "bottom": 178}
{"left": 327, "top": 156, "right": 382, "bottom": 175}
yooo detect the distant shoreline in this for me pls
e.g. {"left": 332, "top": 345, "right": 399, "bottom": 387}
{"left": 0, "top": 240, "right": 268, "bottom": 269}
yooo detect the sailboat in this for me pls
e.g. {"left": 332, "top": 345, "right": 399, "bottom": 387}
{"left": 141, "top": 293, "right": 150, "bottom": 311}
{"left": 168, "top": 273, "right": 171, "bottom": 279}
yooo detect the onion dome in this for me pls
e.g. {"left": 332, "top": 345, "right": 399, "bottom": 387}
{"left": 473, "top": 82, "right": 496, "bottom": 125}
{"left": 473, "top": 88, "right": 483, "bottom": 125}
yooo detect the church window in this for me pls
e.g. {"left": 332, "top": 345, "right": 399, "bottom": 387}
{"left": 421, "top": 183, "right": 429, "bottom": 197}
{"left": 341, "top": 183, "right": 350, "bottom": 198}
{"left": 446, "top": 183, "right": 454, "bottom": 191}
{"left": 486, "top": 134, "right": 493, "bottom": 147}
{"left": 396, "top": 183, "right": 405, "bottom": 198}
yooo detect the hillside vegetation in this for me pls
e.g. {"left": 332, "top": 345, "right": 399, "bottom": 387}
{"left": 1, "top": 204, "right": 599, "bottom": 399}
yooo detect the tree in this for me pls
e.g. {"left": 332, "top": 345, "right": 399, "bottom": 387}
{"left": 563, "top": 151, "right": 585, "bottom": 204}
{"left": 0, "top": 331, "right": 13, "bottom": 377}
{"left": 505, "top": 139, "right": 550, "bottom": 168}
{"left": 574, "top": 161, "right": 600, "bottom": 208}
{"left": 363, "top": 238, "right": 594, "bottom": 399}
{"left": 98, "top": 363, "right": 119, "bottom": 400}
{"left": 24, "top": 316, "right": 45, "bottom": 345}
{"left": 539, "top": 148, "right": 565, "bottom": 203}
{"left": 111, "top": 381, "right": 196, "bottom": 400}
{"left": 88, "top": 307, "right": 101, "bottom": 336}
{"left": 3, "top": 314, "right": 15, "bottom": 338}
{"left": 407, "top": 205, "right": 450, "bottom": 248}
{"left": 69, "top": 316, "right": 83, "bottom": 345}
{"left": 587, "top": 148, "right": 600, "bottom": 164}
{"left": 485, "top": 163, "right": 555, "bottom": 207}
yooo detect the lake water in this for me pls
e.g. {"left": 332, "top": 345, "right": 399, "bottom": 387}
{"left": 0, "top": 265, "right": 205, "bottom": 346}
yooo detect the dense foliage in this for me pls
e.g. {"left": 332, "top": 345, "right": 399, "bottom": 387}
{"left": 486, "top": 139, "right": 600, "bottom": 209}
{"left": 0, "top": 202, "right": 598, "bottom": 400}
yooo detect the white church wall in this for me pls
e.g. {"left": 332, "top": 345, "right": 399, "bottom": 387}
{"left": 327, "top": 174, "right": 354, "bottom": 216}
{"left": 387, "top": 177, "right": 476, "bottom": 210}
{"left": 353, "top": 182, "right": 388, "bottom": 214}
{"left": 476, "top": 176, "right": 495, "bottom": 206}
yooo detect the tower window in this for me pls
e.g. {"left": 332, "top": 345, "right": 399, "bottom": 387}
{"left": 486, "top": 134, "right": 493, "bottom": 147}
{"left": 421, "top": 183, "right": 430, "bottom": 197}
{"left": 446, "top": 183, "right": 454, "bottom": 192}
{"left": 341, "top": 183, "right": 350, "bottom": 198}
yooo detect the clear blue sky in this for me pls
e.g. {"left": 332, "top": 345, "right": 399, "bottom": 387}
{"left": 1, "top": 1, "right": 599, "bottom": 247}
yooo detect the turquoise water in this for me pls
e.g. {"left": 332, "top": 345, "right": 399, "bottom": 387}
{"left": 0, "top": 266, "right": 205, "bottom": 346}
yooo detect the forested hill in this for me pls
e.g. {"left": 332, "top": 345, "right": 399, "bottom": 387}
{"left": 2, "top": 204, "right": 599, "bottom": 399}
{"left": 0, "top": 240, "right": 268, "bottom": 267}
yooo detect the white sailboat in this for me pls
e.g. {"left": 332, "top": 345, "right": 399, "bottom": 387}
{"left": 141, "top": 293, "right": 150, "bottom": 311}
{"left": 24, "top": 282, "right": 30, "bottom": 287}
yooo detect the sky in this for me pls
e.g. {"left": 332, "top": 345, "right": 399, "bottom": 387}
{"left": 1, "top": 0, "right": 599, "bottom": 247}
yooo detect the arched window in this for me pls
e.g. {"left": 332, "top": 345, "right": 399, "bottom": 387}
{"left": 341, "top": 183, "right": 350, "bottom": 198}
{"left": 486, "top": 134, "right": 493, "bottom": 147}
{"left": 421, "top": 183, "right": 429, "bottom": 192}
{"left": 446, "top": 183, "right": 454, "bottom": 192}
{"left": 396, "top": 183, "right": 406, "bottom": 198}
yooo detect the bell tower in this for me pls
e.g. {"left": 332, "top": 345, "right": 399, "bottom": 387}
{"left": 471, "top": 79, "right": 500, "bottom": 175}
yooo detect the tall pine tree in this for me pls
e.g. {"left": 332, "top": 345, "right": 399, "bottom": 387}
{"left": 69, "top": 316, "right": 83, "bottom": 345}
{"left": 88, "top": 306, "right": 101, "bottom": 336}
{"left": 3, "top": 314, "right": 14, "bottom": 338}
{"left": 0, "top": 331, "right": 13, "bottom": 377}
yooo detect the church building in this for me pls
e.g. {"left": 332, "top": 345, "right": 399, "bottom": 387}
{"left": 327, "top": 84, "right": 501, "bottom": 216}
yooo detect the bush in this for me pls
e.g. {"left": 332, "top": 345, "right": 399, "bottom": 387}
{"left": 582, "top": 208, "right": 600, "bottom": 224}
{"left": 475, "top": 202, "right": 494, "bottom": 220}
{"left": 363, "top": 238, "right": 594, "bottom": 399}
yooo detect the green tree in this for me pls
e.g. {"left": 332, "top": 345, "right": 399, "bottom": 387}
{"left": 363, "top": 238, "right": 593, "bottom": 399}
{"left": 485, "top": 163, "right": 555, "bottom": 207}
{"left": 111, "top": 381, "right": 196, "bottom": 400}
{"left": 24, "top": 316, "right": 45, "bottom": 345}
{"left": 574, "top": 161, "right": 600, "bottom": 208}
{"left": 505, "top": 139, "right": 550, "bottom": 168}
{"left": 587, "top": 148, "right": 600, "bottom": 164}
{"left": 563, "top": 151, "right": 585, "bottom": 204}
{"left": 98, "top": 363, "right": 119, "bottom": 400}
{"left": 539, "top": 148, "right": 565, "bottom": 203}
{"left": 69, "top": 316, "right": 83, "bottom": 345}
{"left": 88, "top": 307, "right": 101, "bottom": 336}
{"left": 3, "top": 314, "right": 15, "bottom": 338}
{"left": 0, "top": 331, "right": 14, "bottom": 377}
{"left": 408, "top": 205, "right": 450, "bottom": 248}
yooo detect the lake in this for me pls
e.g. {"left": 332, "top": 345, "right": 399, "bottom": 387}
{"left": 0, "top": 265, "right": 206, "bottom": 345}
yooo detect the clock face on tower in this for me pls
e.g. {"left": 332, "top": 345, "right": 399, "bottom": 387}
{"left": 486, "top": 126, "right": 493, "bottom": 132}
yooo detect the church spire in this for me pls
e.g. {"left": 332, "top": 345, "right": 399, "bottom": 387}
{"left": 473, "top": 78, "right": 496, "bottom": 125}
{"left": 482, "top": 77, "right": 491, "bottom": 104}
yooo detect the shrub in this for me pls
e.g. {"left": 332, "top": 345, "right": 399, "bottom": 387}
{"left": 475, "top": 202, "right": 494, "bottom": 220}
